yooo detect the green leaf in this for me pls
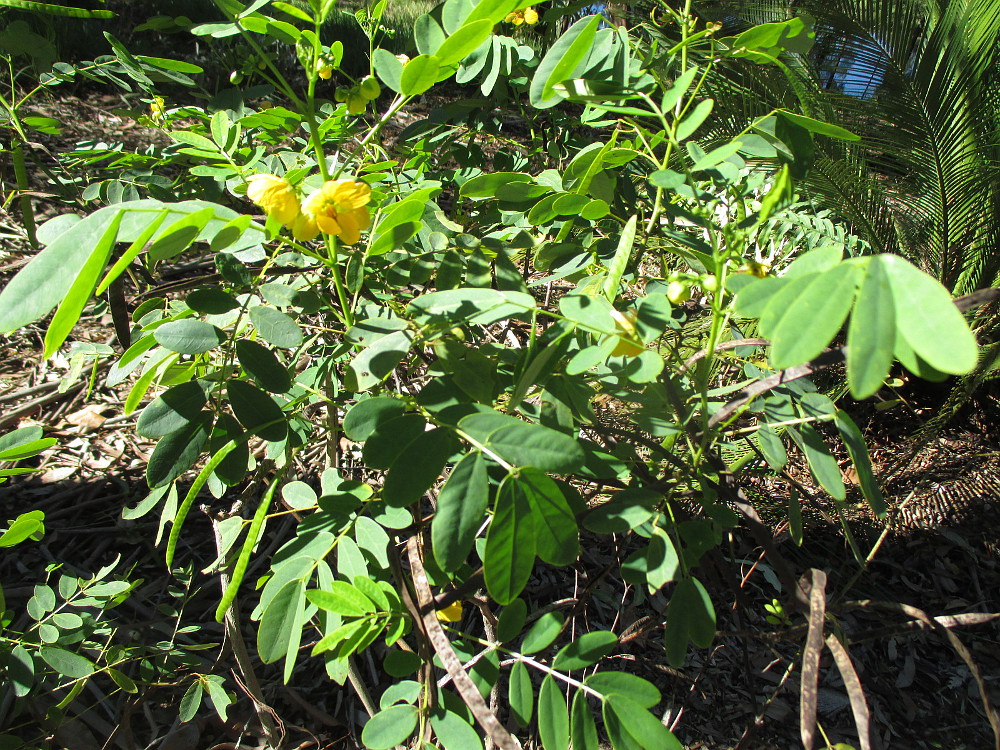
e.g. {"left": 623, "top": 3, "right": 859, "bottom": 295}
{"left": 430, "top": 708, "right": 484, "bottom": 750}
{"left": 571, "top": 689, "right": 599, "bottom": 750}
{"left": 203, "top": 675, "right": 232, "bottom": 720}
{"left": 835, "top": 412, "right": 887, "bottom": 518}
{"left": 878, "top": 255, "right": 977, "bottom": 375}
{"left": 39, "top": 647, "right": 94, "bottom": 679}
{"left": 306, "top": 581, "right": 376, "bottom": 617}
{"left": 227, "top": 380, "right": 287, "bottom": 442}
{"left": 147, "top": 412, "right": 213, "bottom": 488}
{"left": 257, "top": 579, "right": 305, "bottom": 664}
{"left": 784, "top": 245, "right": 844, "bottom": 278}
{"left": 433, "top": 451, "right": 490, "bottom": 571}
{"left": 460, "top": 171, "right": 532, "bottom": 198}
{"left": 584, "top": 672, "right": 660, "bottom": 708}
{"left": 342, "top": 397, "right": 406, "bottom": 441}
{"left": 373, "top": 48, "right": 404, "bottom": 93}
{"left": 435, "top": 19, "right": 493, "bottom": 66}
{"left": 0, "top": 0, "right": 114, "bottom": 18}
{"left": 179, "top": 679, "right": 203, "bottom": 722}
{"left": 485, "top": 422, "right": 585, "bottom": 473}
{"left": 43, "top": 211, "right": 122, "bottom": 358}
{"left": 136, "top": 380, "right": 209, "bottom": 438}
{"left": 108, "top": 668, "right": 139, "bottom": 694}
{"left": 408, "top": 289, "right": 535, "bottom": 325}
{"left": 187, "top": 288, "right": 239, "bottom": 314}
{"left": 663, "top": 578, "right": 715, "bottom": 668}
{"left": 553, "top": 630, "right": 617, "bottom": 670}
{"left": 0, "top": 201, "right": 261, "bottom": 334}
{"left": 764, "top": 263, "right": 859, "bottom": 368}
{"left": 538, "top": 674, "right": 569, "bottom": 750}
{"left": 790, "top": 424, "right": 846, "bottom": 500}
{"left": 848, "top": 258, "right": 895, "bottom": 399}
{"left": 236, "top": 339, "right": 292, "bottom": 393}
{"left": 531, "top": 14, "right": 601, "bottom": 108}
{"left": 777, "top": 110, "right": 859, "bottom": 141}
{"left": 8, "top": 646, "right": 34, "bottom": 697}
{"left": 383, "top": 427, "right": 456, "bottom": 507}
{"left": 346, "top": 330, "right": 414, "bottom": 392}
{"left": 558, "top": 294, "right": 616, "bottom": 333}
{"left": 757, "top": 422, "right": 788, "bottom": 471}
{"left": 675, "top": 98, "right": 714, "bottom": 141}
{"left": 0, "top": 511, "right": 45, "bottom": 548}
{"left": 362, "top": 414, "right": 426, "bottom": 470}
{"left": 521, "top": 611, "right": 564, "bottom": 654}
{"left": 620, "top": 526, "right": 679, "bottom": 592}
{"left": 249, "top": 306, "right": 302, "bottom": 349}
{"left": 484, "top": 475, "right": 536, "bottom": 604}
{"left": 496, "top": 598, "right": 527, "bottom": 643}
{"left": 400, "top": 54, "right": 442, "bottom": 96}
{"left": 361, "top": 704, "right": 418, "bottom": 750}
{"left": 509, "top": 660, "right": 534, "bottom": 728}
{"left": 603, "top": 700, "right": 642, "bottom": 750}
{"left": 605, "top": 695, "right": 681, "bottom": 750}
{"left": 731, "top": 16, "right": 814, "bottom": 57}
{"left": 149, "top": 206, "right": 216, "bottom": 261}
{"left": 154, "top": 319, "right": 226, "bottom": 354}
{"left": 518, "top": 468, "right": 579, "bottom": 565}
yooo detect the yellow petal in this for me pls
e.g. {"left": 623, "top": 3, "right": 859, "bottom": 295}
{"left": 246, "top": 174, "right": 299, "bottom": 225}
{"left": 291, "top": 212, "right": 319, "bottom": 241}
{"left": 436, "top": 601, "right": 463, "bottom": 622}
{"left": 524, "top": 8, "right": 538, "bottom": 24}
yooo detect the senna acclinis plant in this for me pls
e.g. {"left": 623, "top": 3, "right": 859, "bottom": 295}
{"left": 0, "top": 0, "right": 981, "bottom": 747}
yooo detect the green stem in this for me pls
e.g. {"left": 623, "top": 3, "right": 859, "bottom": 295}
{"left": 327, "top": 236, "right": 354, "bottom": 328}
{"left": 11, "top": 141, "right": 37, "bottom": 248}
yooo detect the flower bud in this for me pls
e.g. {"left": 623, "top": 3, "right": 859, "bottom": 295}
{"left": 359, "top": 75, "right": 381, "bottom": 101}
{"left": 667, "top": 281, "right": 690, "bottom": 305}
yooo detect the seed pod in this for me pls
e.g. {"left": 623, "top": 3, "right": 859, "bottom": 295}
{"left": 359, "top": 75, "right": 381, "bottom": 100}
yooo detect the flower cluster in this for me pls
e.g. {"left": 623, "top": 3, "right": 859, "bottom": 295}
{"left": 505, "top": 6, "right": 539, "bottom": 25}
{"left": 246, "top": 174, "right": 372, "bottom": 245}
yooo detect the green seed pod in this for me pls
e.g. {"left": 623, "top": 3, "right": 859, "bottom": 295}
{"left": 667, "top": 280, "right": 690, "bottom": 305}
{"left": 359, "top": 75, "right": 381, "bottom": 101}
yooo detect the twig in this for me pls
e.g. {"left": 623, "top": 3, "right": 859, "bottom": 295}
{"left": 405, "top": 535, "right": 519, "bottom": 750}
{"left": 800, "top": 569, "right": 826, "bottom": 750}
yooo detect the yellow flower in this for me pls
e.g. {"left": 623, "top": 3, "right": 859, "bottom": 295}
{"left": 609, "top": 308, "right": 644, "bottom": 358}
{"left": 505, "top": 6, "right": 538, "bottom": 25}
{"left": 317, "top": 62, "right": 333, "bottom": 80}
{"left": 149, "top": 96, "right": 165, "bottom": 123}
{"left": 742, "top": 260, "right": 771, "bottom": 278}
{"left": 300, "top": 179, "right": 372, "bottom": 244}
{"left": 436, "top": 600, "right": 463, "bottom": 622}
{"left": 246, "top": 174, "right": 299, "bottom": 226}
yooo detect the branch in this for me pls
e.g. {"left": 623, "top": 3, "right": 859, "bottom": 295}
{"left": 405, "top": 535, "right": 519, "bottom": 750}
